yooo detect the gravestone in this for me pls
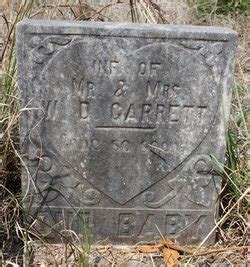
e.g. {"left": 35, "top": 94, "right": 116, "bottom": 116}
{"left": 16, "top": 20, "right": 237, "bottom": 245}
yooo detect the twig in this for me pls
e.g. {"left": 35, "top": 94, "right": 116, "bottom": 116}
{"left": 161, "top": 243, "right": 193, "bottom": 255}
{"left": 183, "top": 246, "right": 249, "bottom": 259}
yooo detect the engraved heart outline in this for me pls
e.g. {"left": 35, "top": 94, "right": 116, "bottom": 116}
{"left": 36, "top": 39, "right": 219, "bottom": 205}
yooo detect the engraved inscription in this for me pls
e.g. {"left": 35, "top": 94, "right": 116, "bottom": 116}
{"left": 72, "top": 78, "right": 95, "bottom": 100}
{"left": 93, "top": 60, "right": 119, "bottom": 76}
{"left": 80, "top": 102, "right": 89, "bottom": 119}
{"left": 36, "top": 41, "right": 218, "bottom": 205}
{"left": 118, "top": 214, "right": 136, "bottom": 237}
{"left": 33, "top": 207, "right": 92, "bottom": 237}
{"left": 138, "top": 214, "right": 155, "bottom": 238}
{"left": 138, "top": 62, "right": 162, "bottom": 76}
{"left": 112, "top": 140, "right": 130, "bottom": 152}
{"left": 117, "top": 210, "right": 208, "bottom": 240}
{"left": 166, "top": 214, "right": 183, "bottom": 235}
{"left": 110, "top": 102, "right": 208, "bottom": 124}
{"left": 114, "top": 80, "right": 126, "bottom": 97}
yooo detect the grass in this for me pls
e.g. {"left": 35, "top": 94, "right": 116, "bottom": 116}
{"left": 194, "top": 0, "right": 248, "bottom": 15}
{"left": 1, "top": 1, "right": 94, "bottom": 265}
{"left": 1, "top": 0, "right": 249, "bottom": 265}
{"left": 210, "top": 83, "right": 248, "bottom": 202}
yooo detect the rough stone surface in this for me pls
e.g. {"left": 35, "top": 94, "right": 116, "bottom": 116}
{"left": 16, "top": 20, "right": 237, "bottom": 245}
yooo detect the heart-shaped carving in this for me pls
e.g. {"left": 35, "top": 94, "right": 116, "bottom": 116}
{"left": 36, "top": 39, "right": 217, "bottom": 205}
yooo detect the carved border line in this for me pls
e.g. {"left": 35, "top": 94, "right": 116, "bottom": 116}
{"left": 31, "top": 205, "right": 213, "bottom": 212}
{"left": 27, "top": 32, "right": 229, "bottom": 42}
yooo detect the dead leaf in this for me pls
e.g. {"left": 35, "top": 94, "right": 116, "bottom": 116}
{"left": 157, "top": 237, "right": 174, "bottom": 245}
{"left": 137, "top": 244, "right": 163, "bottom": 253}
{"left": 156, "top": 236, "right": 193, "bottom": 254}
{"left": 163, "top": 247, "right": 179, "bottom": 266}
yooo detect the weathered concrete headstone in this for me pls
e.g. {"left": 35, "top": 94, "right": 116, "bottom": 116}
{"left": 16, "top": 20, "right": 237, "bottom": 244}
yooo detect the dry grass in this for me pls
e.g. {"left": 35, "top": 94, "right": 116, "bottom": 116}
{"left": 1, "top": 0, "right": 249, "bottom": 265}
